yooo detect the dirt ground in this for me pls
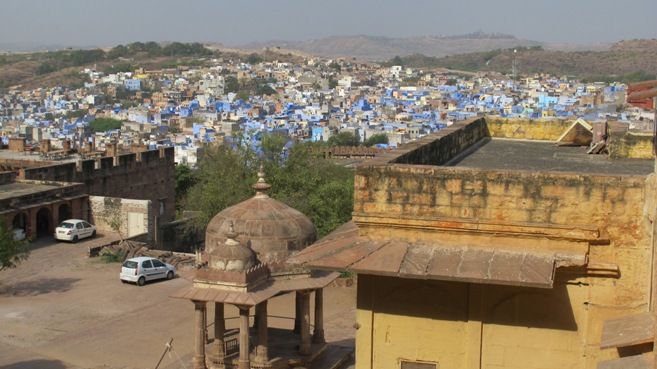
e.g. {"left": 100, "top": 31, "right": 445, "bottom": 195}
{"left": 0, "top": 236, "right": 356, "bottom": 369}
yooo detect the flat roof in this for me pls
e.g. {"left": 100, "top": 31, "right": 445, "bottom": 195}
{"left": 447, "top": 139, "right": 655, "bottom": 176}
{"left": 0, "top": 182, "right": 65, "bottom": 201}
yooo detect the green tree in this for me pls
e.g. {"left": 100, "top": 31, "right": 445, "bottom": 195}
{"left": 246, "top": 53, "right": 263, "bottom": 65}
{"left": 256, "top": 84, "right": 277, "bottom": 96}
{"left": 89, "top": 118, "right": 123, "bottom": 132}
{"left": 107, "top": 44, "right": 129, "bottom": 59}
{"left": 225, "top": 76, "right": 239, "bottom": 93}
{"left": 364, "top": 133, "right": 389, "bottom": 147}
{"left": 0, "top": 220, "right": 29, "bottom": 271}
{"left": 390, "top": 55, "right": 404, "bottom": 66}
{"left": 185, "top": 135, "right": 354, "bottom": 237}
{"left": 174, "top": 164, "right": 198, "bottom": 209}
{"left": 328, "top": 131, "right": 359, "bottom": 147}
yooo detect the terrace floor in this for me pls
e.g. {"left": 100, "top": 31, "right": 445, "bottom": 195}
{"left": 447, "top": 138, "right": 655, "bottom": 176}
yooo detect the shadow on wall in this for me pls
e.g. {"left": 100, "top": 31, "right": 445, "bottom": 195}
{"left": 0, "top": 278, "right": 80, "bottom": 297}
{"left": 0, "top": 360, "right": 69, "bottom": 369}
{"left": 369, "top": 275, "right": 578, "bottom": 331}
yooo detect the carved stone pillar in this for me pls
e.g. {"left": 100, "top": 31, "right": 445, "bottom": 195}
{"left": 238, "top": 307, "right": 250, "bottom": 369}
{"left": 294, "top": 291, "right": 301, "bottom": 334}
{"left": 255, "top": 301, "right": 269, "bottom": 363}
{"left": 210, "top": 302, "right": 225, "bottom": 368}
{"left": 299, "top": 291, "right": 311, "bottom": 355}
{"left": 193, "top": 300, "right": 208, "bottom": 369}
{"left": 313, "top": 289, "right": 325, "bottom": 344}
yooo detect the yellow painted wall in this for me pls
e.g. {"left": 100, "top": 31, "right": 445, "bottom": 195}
{"left": 357, "top": 275, "right": 611, "bottom": 369}
{"left": 353, "top": 165, "right": 653, "bottom": 369}
{"left": 485, "top": 117, "right": 573, "bottom": 141}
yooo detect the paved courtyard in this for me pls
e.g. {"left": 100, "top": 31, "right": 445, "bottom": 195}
{"left": 0, "top": 236, "right": 356, "bottom": 369}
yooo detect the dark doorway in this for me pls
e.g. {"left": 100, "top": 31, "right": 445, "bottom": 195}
{"left": 58, "top": 204, "right": 71, "bottom": 224}
{"left": 36, "top": 208, "right": 51, "bottom": 238}
{"left": 12, "top": 212, "right": 27, "bottom": 231}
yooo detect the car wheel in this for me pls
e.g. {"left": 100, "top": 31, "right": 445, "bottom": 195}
{"left": 121, "top": 280, "right": 127, "bottom": 284}
{"left": 137, "top": 277, "right": 146, "bottom": 286}
{"left": 92, "top": 230, "right": 96, "bottom": 238}
{"left": 72, "top": 235, "right": 78, "bottom": 243}
{"left": 166, "top": 271, "right": 174, "bottom": 280}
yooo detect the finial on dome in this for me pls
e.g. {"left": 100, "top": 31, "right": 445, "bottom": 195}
{"left": 252, "top": 164, "right": 271, "bottom": 197}
{"left": 224, "top": 221, "right": 240, "bottom": 246}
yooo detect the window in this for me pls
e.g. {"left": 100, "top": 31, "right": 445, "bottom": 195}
{"left": 83, "top": 222, "right": 92, "bottom": 228}
{"left": 400, "top": 361, "right": 437, "bottom": 369}
{"left": 76, "top": 223, "right": 84, "bottom": 229}
{"left": 152, "top": 260, "right": 165, "bottom": 268}
{"left": 122, "top": 261, "right": 137, "bottom": 269}
{"left": 142, "top": 260, "right": 153, "bottom": 268}
{"left": 59, "top": 222, "right": 75, "bottom": 229}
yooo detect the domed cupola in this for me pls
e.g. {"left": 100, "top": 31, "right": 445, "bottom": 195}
{"left": 205, "top": 166, "right": 317, "bottom": 268}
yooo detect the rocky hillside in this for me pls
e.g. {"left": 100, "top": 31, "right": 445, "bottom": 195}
{"left": 243, "top": 32, "right": 542, "bottom": 61}
{"left": 388, "top": 40, "right": 657, "bottom": 81}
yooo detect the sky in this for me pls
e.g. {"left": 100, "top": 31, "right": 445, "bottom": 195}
{"left": 1, "top": 0, "right": 656, "bottom": 49}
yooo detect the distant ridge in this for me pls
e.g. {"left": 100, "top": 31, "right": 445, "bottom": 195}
{"left": 240, "top": 33, "right": 543, "bottom": 61}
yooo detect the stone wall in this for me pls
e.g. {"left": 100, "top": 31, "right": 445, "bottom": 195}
{"left": 485, "top": 117, "right": 573, "bottom": 140}
{"left": 16, "top": 147, "right": 175, "bottom": 221}
{"left": 608, "top": 130, "right": 655, "bottom": 159}
{"left": 391, "top": 117, "right": 489, "bottom": 165}
{"left": 89, "top": 196, "right": 152, "bottom": 240}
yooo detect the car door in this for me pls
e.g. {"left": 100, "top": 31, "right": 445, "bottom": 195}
{"left": 151, "top": 259, "right": 167, "bottom": 280}
{"left": 82, "top": 222, "right": 93, "bottom": 238}
{"left": 75, "top": 222, "right": 84, "bottom": 238}
{"left": 141, "top": 260, "right": 154, "bottom": 280}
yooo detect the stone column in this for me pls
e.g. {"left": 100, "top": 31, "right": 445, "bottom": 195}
{"left": 293, "top": 291, "right": 301, "bottom": 334}
{"left": 211, "top": 302, "right": 225, "bottom": 367}
{"left": 193, "top": 300, "right": 208, "bottom": 369}
{"left": 313, "top": 289, "right": 325, "bottom": 344}
{"left": 238, "top": 307, "right": 251, "bottom": 369}
{"left": 299, "top": 291, "right": 311, "bottom": 355}
{"left": 255, "top": 301, "right": 269, "bottom": 363}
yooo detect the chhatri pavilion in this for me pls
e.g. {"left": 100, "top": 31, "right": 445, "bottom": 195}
{"left": 172, "top": 168, "right": 340, "bottom": 369}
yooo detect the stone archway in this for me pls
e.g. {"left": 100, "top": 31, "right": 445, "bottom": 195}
{"left": 36, "top": 207, "right": 52, "bottom": 238}
{"left": 58, "top": 203, "right": 71, "bottom": 225}
{"left": 12, "top": 212, "right": 27, "bottom": 232}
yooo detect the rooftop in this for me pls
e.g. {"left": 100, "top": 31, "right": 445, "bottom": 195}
{"left": 0, "top": 181, "right": 64, "bottom": 201}
{"left": 447, "top": 138, "right": 654, "bottom": 176}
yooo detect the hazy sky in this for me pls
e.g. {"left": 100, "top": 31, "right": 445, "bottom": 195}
{"left": 1, "top": 0, "right": 656, "bottom": 48}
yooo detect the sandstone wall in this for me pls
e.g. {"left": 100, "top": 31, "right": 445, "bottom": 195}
{"left": 89, "top": 196, "right": 152, "bottom": 239}
{"left": 17, "top": 147, "right": 175, "bottom": 222}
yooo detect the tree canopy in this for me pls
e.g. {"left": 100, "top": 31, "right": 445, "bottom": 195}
{"left": 185, "top": 134, "right": 354, "bottom": 237}
{"left": 89, "top": 118, "right": 123, "bottom": 132}
{"left": 327, "top": 131, "right": 359, "bottom": 147}
{"left": 364, "top": 133, "right": 389, "bottom": 147}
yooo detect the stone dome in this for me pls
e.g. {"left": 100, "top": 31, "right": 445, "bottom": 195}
{"left": 207, "top": 221, "right": 257, "bottom": 272}
{"left": 205, "top": 167, "right": 317, "bottom": 266}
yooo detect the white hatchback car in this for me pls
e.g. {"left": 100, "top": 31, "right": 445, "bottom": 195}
{"left": 120, "top": 256, "right": 176, "bottom": 286}
{"left": 54, "top": 219, "right": 96, "bottom": 242}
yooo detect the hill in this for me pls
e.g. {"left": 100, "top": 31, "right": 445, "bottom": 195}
{"left": 387, "top": 39, "right": 657, "bottom": 81}
{"left": 242, "top": 32, "right": 542, "bottom": 61}
{"left": 0, "top": 42, "right": 304, "bottom": 90}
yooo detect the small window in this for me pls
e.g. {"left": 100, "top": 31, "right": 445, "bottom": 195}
{"left": 122, "top": 261, "right": 137, "bottom": 269}
{"left": 152, "top": 260, "right": 165, "bottom": 268}
{"left": 83, "top": 222, "right": 92, "bottom": 228}
{"left": 400, "top": 361, "right": 437, "bottom": 369}
{"left": 76, "top": 223, "right": 84, "bottom": 229}
{"left": 142, "top": 260, "right": 153, "bottom": 268}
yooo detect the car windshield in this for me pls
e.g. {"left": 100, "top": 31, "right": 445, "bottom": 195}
{"left": 59, "top": 222, "right": 75, "bottom": 229}
{"left": 122, "top": 261, "right": 138, "bottom": 269}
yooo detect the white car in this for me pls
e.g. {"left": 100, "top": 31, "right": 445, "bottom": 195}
{"left": 54, "top": 219, "right": 96, "bottom": 242}
{"left": 120, "top": 256, "right": 176, "bottom": 286}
